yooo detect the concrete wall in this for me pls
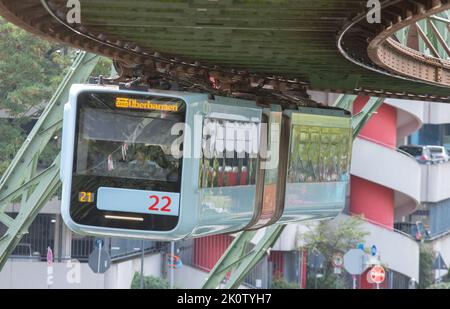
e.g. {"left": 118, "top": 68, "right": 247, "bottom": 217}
{"left": 173, "top": 264, "right": 250, "bottom": 289}
{"left": 354, "top": 98, "right": 398, "bottom": 148}
{"left": 351, "top": 176, "right": 394, "bottom": 228}
{"left": 352, "top": 132, "right": 450, "bottom": 206}
{"left": 421, "top": 162, "right": 450, "bottom": 203}
{"left": 333, "top": 214, "right": 420, "bottom": 281}
{"left": 0, "top": 260, "right": 104, "bottom": 289}
{"left": 386, "top": 98, "right": 450, "bottom": 126}
{"left": 361, "top": 219, "right": 419, "bottom": 281}
{"left": 268, "top": 215, "right": 420, "bottom": 280}
{"left": 105, "top": 253, "right": 163, "bottom": 289}
{"left": 351, "top": 137, "right": 421, "bottom": 205}
{"left": 0, "top": 253, "right": 163, "bottom": 289}
{"left": 174, "top": 264, "right": 209, "bottom": 289}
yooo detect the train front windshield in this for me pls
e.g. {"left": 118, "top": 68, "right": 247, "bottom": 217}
{"left": 70, "top": 91, "right": 185, "bottom": 232}
{"left": 76, "top": 108, "right": 180, "bottom": 182}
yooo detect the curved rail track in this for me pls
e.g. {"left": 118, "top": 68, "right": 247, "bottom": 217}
{"left": 1, "top": 0, "right": 450, "bottom": 103}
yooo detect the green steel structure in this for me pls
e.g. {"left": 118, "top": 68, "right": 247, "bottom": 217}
{"left": 0, "top": 1, "right": 450, "bottom": 101}
{"left": 0, "top": 52, "right": 99, "bottom": 270}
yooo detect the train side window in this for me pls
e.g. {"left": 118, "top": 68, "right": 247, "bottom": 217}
{"left": 288, "top": 125, "right": 351, "bottom": 183}
{"left": 200, "top": 118, "right": 259, "bottom": 188}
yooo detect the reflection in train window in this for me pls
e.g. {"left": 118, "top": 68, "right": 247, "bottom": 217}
{"left": 75, "top": 108, "right": 182, "bottom": 182}
{"left": 288, "top": 125, "right": 351, "bottom": 183}
{"left": 199, "top": 118, "right": 260, "bottom": 188}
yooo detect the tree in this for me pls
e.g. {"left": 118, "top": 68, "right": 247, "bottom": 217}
{"left": 298, "top": 215, "right": 369, "bottom": 289}
{"left": 0, "top": 18, "right": 73, "bottom": 116}
{"left": 0, "top": 120, "right": 24, "bottom": 174}
{"left": 0, "top": 17, "right": 112, "bottom": 176}
{"left": 418, "top": 243, "right": 435, "bottom": 289}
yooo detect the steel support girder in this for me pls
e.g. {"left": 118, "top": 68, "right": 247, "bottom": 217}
{"left": 0, "top": 51, "right": 100, "bottom": 270}
{"left": 0, "top": 159, "right": 60, "bottom": 270}
{"left": 202, "top": 94, "right": 383, "bottom": 289}
{"left": 224, "top": 225, "right": 285, "bottom": 289}
{"left": 333, "top": 94, "right": 357, "bottom": 113}
{"left": 0, "top": 52, "right": 99, "bottom": 205}
{"left": 351, "top": 97, "right": 385, "bottom": 139}
{"left": 202, "top": 230, "right": 257, "bottom": 289}
{"left": 395, "top": 11, "right": 450, "bottom": 60}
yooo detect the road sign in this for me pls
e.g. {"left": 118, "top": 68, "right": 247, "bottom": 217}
{"left": 370, "top": 245, "right": 377, "bottom": 256}
{"left": 332, "top": 253, "right": 344, "bottom": 268}
{"left": 88, "top": 246, "right": 111, "bottom": 274}
{"left": 309, "top": 251, "right": 326, "bottom": 270}
{"left": 343, "top": 248, "right": 369, "bottom": 275}
{"left": 46, "top": 247, "right": 53, "bottom": 266}
{"left": 369, "top": 265, "right": 385, "bottom": 284}
{"left": 95, "top": 239, "right": 104, "bottom": 248}
{"left": 432, "top": 253, "right": 448, "bottom": 270}
{"left": 367, "top": 270, "right": 374, "bottom": 284}
{"left": 357, "top": 243, "right": 365, "bottom": 251}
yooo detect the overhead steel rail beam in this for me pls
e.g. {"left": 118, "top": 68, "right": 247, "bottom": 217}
{"left": 202, "top": 94, "right": 384, "bottom": 289}
{"left": 0, "top": 51, "right": 100, "bottom": 270}
{"left": 365, "top": 8, "right": 450, "bottom": 89}
{"left": 1, "top": 1, "right": 450, "bottom": 102}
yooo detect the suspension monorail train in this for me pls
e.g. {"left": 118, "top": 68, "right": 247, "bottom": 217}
{"left": 60, "top": 84, "right": 352, "bottom": 240}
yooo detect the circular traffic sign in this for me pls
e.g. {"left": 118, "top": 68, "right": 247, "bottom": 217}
{"left": 370, "top": 245, "right": 377, "bottom": 256}
{"left": 367, "top": 270, "right": 374, "bottom": 284}
{"left": 332, "top": 253, "right": 344, "bottom": 268}
{"left": 46, "top": 247, "right": 53, "bottom": 266}
{"left": 369, "top": 265, "right": 385, "bottom": 284}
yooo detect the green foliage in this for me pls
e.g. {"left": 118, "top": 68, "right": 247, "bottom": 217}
{"left": 418, "top": 244, "right": 435, "bottom": 289}
{"left": 271, "top": 276, "right": 299, "bottom": 289}
{"left": 0, "top": 18, "right": 73, "bottom": 117}
{"left": 130, "top": 272, "right": 173, "bottom": 289}
{"left": 299, "top": 216, "right": 369, "bottom": 289}
{"left": 0, "top": 18, "right": 112, "bottom": 177}
{"left": 0, "top": 120, "right": 25, "bottom": 175}
{"left": 90, "top": 56, "right": 113, "bottom": 77}
{"left": 427, "top": 282, "right": 450, "bottom": 289}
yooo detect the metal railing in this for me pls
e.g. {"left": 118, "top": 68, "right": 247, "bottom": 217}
{"left": 71, "top": 235, "right": 95, "bottom": 262}
{"left": 347, "top": 212, "right": 416, "bottom": 240}
{"left": 9, "top": 213, "right": 56, "bottom": 261}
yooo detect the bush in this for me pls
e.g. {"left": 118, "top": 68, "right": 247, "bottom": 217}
{"left": 427, "top": 282, "right": 450, "bottom": 289}
{"left": 130, "top": 272, "right": 172, "bottom": 289}
{"left": 271, "top": 277, "right": 299, "bottom": 289}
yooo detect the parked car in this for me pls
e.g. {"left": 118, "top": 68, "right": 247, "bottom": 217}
{"left": 398, "top": 145, "right": 449, "bottom": 164}
{"left": 398, "top": 145, "right": 432, "bottom": 164}
{"left": 426, "top": 146, "right": 449, "bottom": 163}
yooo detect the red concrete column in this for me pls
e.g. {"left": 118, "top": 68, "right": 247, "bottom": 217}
{"left": 353, "top": 96, "right": 397, "bottom": 148}
{"left": 350, "top": 176, "right": 395, "bottom": 229}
